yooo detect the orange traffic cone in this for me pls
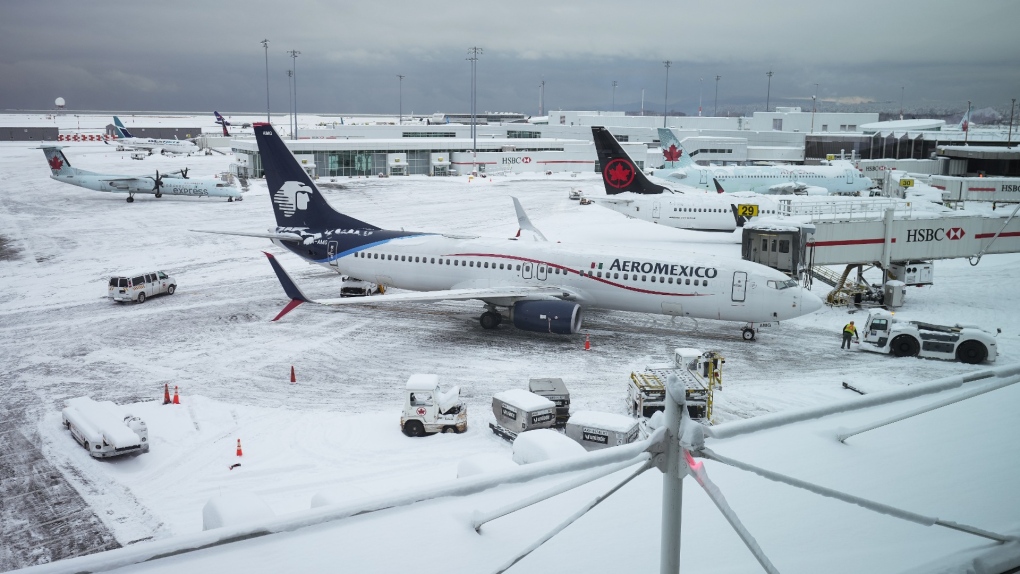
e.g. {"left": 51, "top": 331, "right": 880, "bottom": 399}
{"left": 236, "top": 439, "right": 243, "bottom": 457}
{"left": 163, "top": 383, "right": 171, "bottom": 405}
{"left": 172, "top": 386, "right": 180, "bottom": 404}
{"left": 290, "top": 366, "right": 296, "bottom": 383}
{"left": 584, "top": 333, "right": 591, "bottom": 351}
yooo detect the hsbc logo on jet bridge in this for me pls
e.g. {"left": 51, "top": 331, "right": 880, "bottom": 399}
{"left": 906, "top": 227, "right": 966, "bottom": 242}
{"left": 502, "top": 156, "right": 532, "bottom": 165}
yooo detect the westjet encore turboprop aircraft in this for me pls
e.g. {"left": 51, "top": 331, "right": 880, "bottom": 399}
{"left": 41, "top": 146, "right": 243, "bottom": 203}
{"left": 656, "top": 128, "right": 872, "bottom": 195}
{"left": 107, "top": 116, "right": 199, "bottom": 156}
{"left": 592, "top": 126, "right": 781, "bottom": 232}
{"left": 215, "top": 123, "right": 821, "bottom": 339}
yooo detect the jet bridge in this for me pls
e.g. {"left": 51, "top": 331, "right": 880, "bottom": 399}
{"left": 742, "top": 198, "right": 1020, "bottom": 301}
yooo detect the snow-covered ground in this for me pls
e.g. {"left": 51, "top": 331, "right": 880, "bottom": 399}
{"left": 1, "top": 113, "right": 1018, "bottom": 573}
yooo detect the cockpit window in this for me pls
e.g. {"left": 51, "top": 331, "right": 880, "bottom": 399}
{"left": 767, "top": 279, "right": 799, "bottom": 290}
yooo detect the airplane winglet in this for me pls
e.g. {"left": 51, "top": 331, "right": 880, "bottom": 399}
{"left": 263, "top": 252, "right": 311, "bottom": 320}
{"left": 713, "top": 178, "right": 726, "bottom": 194}
{"left": 511, "top": 197, "right": 548, "bottom": 241}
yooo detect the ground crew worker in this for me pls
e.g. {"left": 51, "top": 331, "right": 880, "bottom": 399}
{"left": 842, "top": 321, "right": 859, "bottom": 349}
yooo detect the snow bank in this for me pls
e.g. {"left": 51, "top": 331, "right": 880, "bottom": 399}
{"left": 456, "top": 453, "right": 518, "bottom": 478}
{"left": 202, "top": 491, "right": 274, "bottom": 531}
{"left": 512, "top": 429, "right": 586, "bottom": 464}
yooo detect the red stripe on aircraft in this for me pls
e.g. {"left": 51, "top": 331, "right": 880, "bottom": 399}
{"left": 447, "top": 253, "right": 710, "bottom": 297}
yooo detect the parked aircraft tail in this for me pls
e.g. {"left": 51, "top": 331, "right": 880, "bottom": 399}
{"left": 112, "top": 116, "right": 135, "bottom": 139}
{"left": 252, "top": 122, "right": 379, "bottom": 231}
{"left": 40, "top": 146, "right": 79, "bottom": 177}
{"left": 591, "top": 126, "right": 670, "bottom": 196}
{"left": 656, "top": 128, "right": 697, "bottom": 169}
{"left": 214, "top": 111, "right": 231, "bottom": 136}
{"left": 958, "top": 104, "right": 971, "bottom": 132}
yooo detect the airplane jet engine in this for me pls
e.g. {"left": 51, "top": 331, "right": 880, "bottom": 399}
{"left": 509, "top": 300, "right": 582, "bottom": 335}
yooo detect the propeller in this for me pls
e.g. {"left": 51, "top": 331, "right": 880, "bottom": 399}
{"left": 151, "top": 170, "right": 164, "bottom": 194}
{"left": 176, "top": 167, "right": 189, "bottom": 179}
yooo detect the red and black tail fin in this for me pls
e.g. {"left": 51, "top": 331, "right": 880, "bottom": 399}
{"left": 591, "top": 126, "right": 670, "bottom": 196}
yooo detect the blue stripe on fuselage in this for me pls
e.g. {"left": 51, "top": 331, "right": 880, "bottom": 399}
{"left": 284, "top": 230, "right": 434, "bottom": 264}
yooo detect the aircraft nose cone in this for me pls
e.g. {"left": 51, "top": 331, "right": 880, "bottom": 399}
{"left": 801, "top": 288, "right": 824, "bottom": 315}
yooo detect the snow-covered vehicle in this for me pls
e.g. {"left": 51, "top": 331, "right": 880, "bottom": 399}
{"left": 627, "top": 348, "right": 724, "bottom": 422}
{"left": 400, "top": 374, "right": 467, "bottom": 437}
{"left": 339, "top": 277, "right": 380, "bottom": 297}
{"left": 568, "top": 188, "right": 583, "bottom": 200}
{"left": 61, "top": 397, "right": 149, "bottom": 458}
{"left": 108, "top": 270, "right": 176, "bottom": 303}
{"left": 527, "top": 378, "right": 570, "bottom": 426}
{"left": 859, "top": 310, "right": 998, "bottom": 364}
{"left": 564, "top": 411, "right": 640, "bottom": 451}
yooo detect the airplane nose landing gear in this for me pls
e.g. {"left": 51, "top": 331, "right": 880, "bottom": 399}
{"left": 741, "top": 327, "right": 756, "bottom": 341}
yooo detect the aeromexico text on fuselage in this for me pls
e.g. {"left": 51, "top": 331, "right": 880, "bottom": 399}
{"left": 286, "top": 230, "right": 719, "bottom": 278}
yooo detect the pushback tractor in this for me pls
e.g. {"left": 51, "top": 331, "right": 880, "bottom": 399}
{"left": 859, "top": 310, "right": 998, "bottom": 364}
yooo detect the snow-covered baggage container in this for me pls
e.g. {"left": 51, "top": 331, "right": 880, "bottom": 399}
{"left": 565, "top": 411, "right": 640, "bottom": 451}
{"left": 61, "top": 396, "right": 149, "bottom": 458}
{"left": 489, "top": 389, "right": 556, "bottom": 440}
{"left": 528, "top": 378, "right": 570, "bottom": 426}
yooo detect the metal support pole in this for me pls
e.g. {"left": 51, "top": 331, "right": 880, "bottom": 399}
{"left": 612, "top": 80, "right": 618, "bottom": 112}
{"left": 880, "top": 207, "right": 895, "bottom": 273}
{"left": 261, "top": 40, "right": 270, "bottom": 124}
{"left": 662, "top": 61, "right": 672, "bottom": 129}
{"left": 659, "top": 373, "right": 685, "bottom": 574}
{"left": 714, "top": 75, "right": 720, "bottom": 117}
{"left": 765, "top": 70, "right": 773, "bottom": 113}
{"left": 397, "top": 75, "right": 405, "bottom": 126}
{"left": 288, "top": 50, "right": 301, "bottom": 141}
{"left": 1009, "top": 98, "right": 1015, "bottom": 146}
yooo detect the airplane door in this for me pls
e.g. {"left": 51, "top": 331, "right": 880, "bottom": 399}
{"left": 522, "top": 262, "right": 533, "bottom": 279}
{"left": 700, "top": 170, "right": 709, "bottom": 186}
{"left": 652, "top": 202, "right": 661, "bottom": 220}
{"left": 731, "top": 271, "right": 747, "bottom": 302}
{"left": 846, "top": 169, "right": 854, "bottom": 184}
{"left": 327, "top": 241, "right": 339, "bottom": 268}
{"left": 537, "top": 264, "right": 548, "bottom": 281}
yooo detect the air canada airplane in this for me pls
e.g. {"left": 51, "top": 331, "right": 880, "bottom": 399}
{"left": 656, "top": 128, "right": 872, "bottom": 195}
{"left": 205, "top": 123, "right": 821, "bottom": 340}
{"left": 592, "top": 126, "right": 781, "bottom": 232}
{"left": 107, "top": 116, "right": 199, "bottom": 156}
{"left": 41, "top": 146, "right": 243, "bottom": 203}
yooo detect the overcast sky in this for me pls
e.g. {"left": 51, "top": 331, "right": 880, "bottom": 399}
{"left": 2, "top": 0, "right": 1018, "bottom": 117}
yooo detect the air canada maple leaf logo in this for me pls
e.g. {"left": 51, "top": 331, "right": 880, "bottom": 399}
{"left": 48, "top": 155, "right": 63, "bottom": 171}
{"left": 604, "top": 159, "right": 634, "bottom": 189}
{"left": 662, "top": 144, "right": 682, "bottom": 162}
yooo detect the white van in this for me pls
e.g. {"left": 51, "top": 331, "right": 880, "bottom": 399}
{"left": 108, "top": 271, "right": 176, "bottom": 303}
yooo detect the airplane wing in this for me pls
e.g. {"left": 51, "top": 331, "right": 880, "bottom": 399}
{"left": 591, "top": 197, "right": 634, "bottom": 206}
{"left": 263, "top": 252, "right": 572, "bottom": 321}
{"left": 99, "top": 177, "right": 153, "bottom": 190}
{"left": 191, "top": 229, "right": 305, "bottom": 242}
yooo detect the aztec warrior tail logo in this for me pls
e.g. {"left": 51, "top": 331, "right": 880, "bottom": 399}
{"left": 272, "top": 181, "right": 313, "bottom": 217}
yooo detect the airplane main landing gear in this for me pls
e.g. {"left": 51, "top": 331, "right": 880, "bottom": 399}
{"left": 228, "top": 197, "right": 234, "bottom": 202}
{"left": 480, "top": 310, "right": 503, "bottom": 330}
{"left": 155, "top": 192, "right": 162, "bottom": 198}
{"left": 126, "top": 195, "right": 135, "bottom": 203}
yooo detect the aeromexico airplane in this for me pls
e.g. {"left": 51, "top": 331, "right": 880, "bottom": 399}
{"left": 41, "top": 146, "right": 243, "bottom": 203}
{"left": 107, "top": 116, "right": 199, "bottom": 155}
{"left": 656, "top": 128, "right": 872, "bottom": 195}
{"left": 591, "top": 126, "right": 782, "bottom": 232}
{"left": 212, "top": 123, "right": 821, "bottom": 340}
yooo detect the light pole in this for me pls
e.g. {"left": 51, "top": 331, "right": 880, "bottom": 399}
{"left": 539, "top": 79, "right": 545, "bottom": 116}
{"left": 1009, "top": 98, "right": 1016, "bottom": 146}
{"left": 467, "top": 47, "right": 483, "bottom": 166}
{"left": 765, "top": 70, "right": 773, "bottom": 112}
{"left": 397, "top": 75, "right": 405, "bottom": 126}
{"left": 811, "top": 83, "right": 818, "bottom": 133}
{"left": 699, "top": 77, "right": 703, "bottom": 117}
{"left": 612, "top": 80, "right": 618, "bottom": 112}
{"left": 714, "top": 75, "right": 720, "bottom": 117}
{"left": 261, "top": 39, "right": 270, "bottom": 123}
{"left": 287, "top": 70, "right": 293, "bottom": 137}
{"left": 663, "top": 60, "right": 672, "bottom": 128}
{"left": 288, "top": 50, "right": 301, "bottom": 141}
{"left": 965, "top": 100, "right": 971, "bottom": 144}
{"left": 900, "top": 86, "right": 905, "bottom": 120}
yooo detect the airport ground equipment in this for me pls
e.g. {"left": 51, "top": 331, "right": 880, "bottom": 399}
{"left": 400, "top": 374, "right": 467, "bottom": 437}
{"left": 859, "top": 310, "right": 998, "bottom": 364}
{"left": 489, "top": 389, "right": 557, "bottom": 442}
{"left": 627, "top": 348, "right": 723, "bottom": 422}
{"left": 108, "top": 271, "right": 176, "bottom": 303}
{"left": 62, "top": 397, "right": 149, "bottom": 458}
{"left": 564, "top": 411, "right": 639, "bottom": 451}
{"left": 527, "top": 378, "right": 570, "bottom": 426}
